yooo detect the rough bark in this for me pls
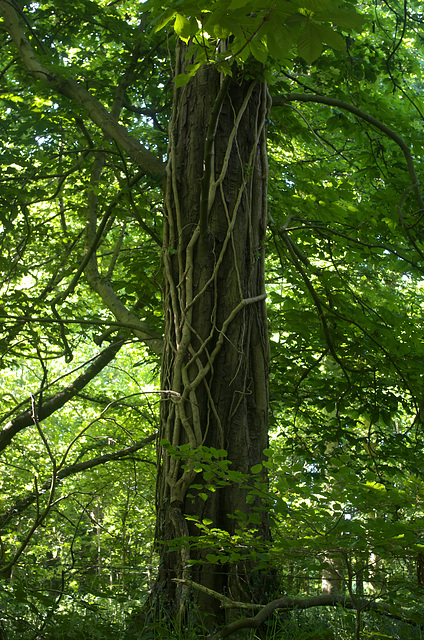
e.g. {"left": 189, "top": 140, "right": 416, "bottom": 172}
{"left": 153, "top": 44, "right": 272, "bottom": 625}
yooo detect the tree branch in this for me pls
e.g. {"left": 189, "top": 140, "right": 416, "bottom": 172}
{"left": 210, "top": 592, "right": 422, "bottom": 639}
{"left": 174, "top": 578, "right": 423, "bottom": 638}
{"left": 0, "top": 0, "right": 165, "bottom": 180}
{"left": 0, "top": 432, "right": 156, "bottom": 532}
{"left": 82, "top": 154, "right": 164, "bottom": 355}
{"left": 271, "top": 92, "right": 424, "bottom": 211}
{"left": 0, "top": 337, "right": 126, "bottom": 453}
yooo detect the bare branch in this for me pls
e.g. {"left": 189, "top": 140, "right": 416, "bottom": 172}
{"left": 210, "top": 592, "right": 422, "bottom": 639}
{"left": 173, "top": 578, "right": 421, "bottom": 639}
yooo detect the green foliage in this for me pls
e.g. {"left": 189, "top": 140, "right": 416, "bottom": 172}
{"left": 149, "top": 0, "right": 365, "bottom": 79}
{"left": 158, "top": 443, "right": 272, "bottom": 567}
{"left": 2, "top": 0, "right": 424, "bottom": 636}
{"left": 0, "top": 344, "right": 158, "bottom": 638}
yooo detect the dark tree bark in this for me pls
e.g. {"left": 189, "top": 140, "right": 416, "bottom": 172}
{"left": 153, "top": 44, "right": 272, "bottom": 625}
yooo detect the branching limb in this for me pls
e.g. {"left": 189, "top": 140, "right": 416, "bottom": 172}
{"left": 173, "top": 579, "right": 423, "bottom": 639}
{"left": 52, "top": 169, "right": 149, "bottom": 303}
{"left": 272, "top": 92, "right": 424, "bottom": 211}
{"left": 0, "top": 337, "right": 126, "bottom": 452}
{"left": 82, "top": 152, "right": 163, "bottom": 354}
{"left": 0, "top": 432, "right": 156, "bottom": 532}
{"left": 0, "top": 0, "right": 165, "bottom": 179}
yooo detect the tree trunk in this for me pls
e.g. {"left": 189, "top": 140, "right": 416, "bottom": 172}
{"left": 322, "top": 556, "right": 344, "bottom": 595}
{"left": 153, "top": 44, "right": 272, "bottom": 626}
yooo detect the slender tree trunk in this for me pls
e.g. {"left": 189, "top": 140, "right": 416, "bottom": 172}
{"left": 153, "top": 44, "right": 272, "bottom": 625}
{"left": 322, "top": 556, "right": 344, "bottom": 595}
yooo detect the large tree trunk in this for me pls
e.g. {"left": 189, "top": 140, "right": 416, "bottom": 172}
{"left": 153, "top": 44, "right": 272, "bottom": 626}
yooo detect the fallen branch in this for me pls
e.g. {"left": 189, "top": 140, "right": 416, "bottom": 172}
{"left": 173, "top": 578, "right": 424, "bottom": 639}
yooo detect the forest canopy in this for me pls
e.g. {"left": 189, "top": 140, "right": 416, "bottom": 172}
{"left": 1, "top": 0, "right": 424, "bottom": 639}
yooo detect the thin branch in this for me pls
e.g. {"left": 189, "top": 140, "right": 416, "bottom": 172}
{"left": 0, "top": 433, "right": 156, "bottom": 531}
{"left": 0, "top": 314, "right": 164, "bottom": 343}
{"left": 0, "top": 398, "right": 59, "bottom": 577}
{"left": 276, "top": 229, "right": 351, "bottom": 382}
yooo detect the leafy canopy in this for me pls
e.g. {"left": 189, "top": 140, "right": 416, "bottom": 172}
{"left": 149, "top": 0, "right": 364, "bottom": 82}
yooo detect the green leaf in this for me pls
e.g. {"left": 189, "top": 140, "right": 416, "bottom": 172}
{"left": 175, "top": 72, "right": 192, "bottom": 88}
{"left": 266, "top": 27, "right": 292, "bottom": 62}
{"left": 229, "top": 0, "right": 252, "bottom": 8}
{"left": 249, "top": 39, "right": 268, "bottom": 64}
{"left": 315, "top": 24, "right": 345, "bottom": 51}
{"left": 298, "top": 0, "right": 332, "bottom": 10}
{"left": 251, "top": 463, "right": 263, "bottom": 474}
{"left": 174, "top": 13, "right": 191, "bottom": 37}
{"left": 318, "top": 9, "right": 366, "bottom": 30}
{"left": 206, "top": 554, "right": 220, "bottom": 563}
{"left": 216, "top": 448, "right": 228, "bottom": 457}
{"left": 297, "top": 21, "right": 322, "bottom": 63}
{"left": 152, "top": 9, "right": 176, "bottom": 33}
